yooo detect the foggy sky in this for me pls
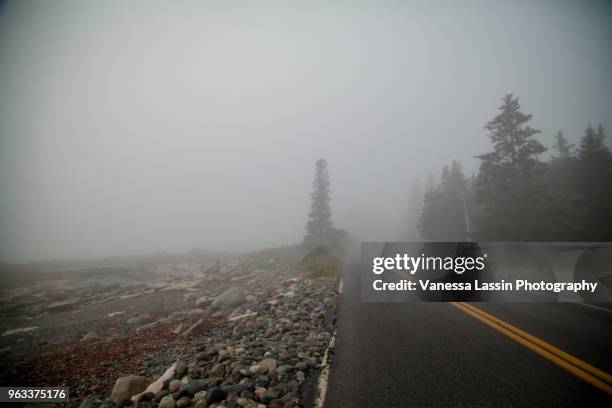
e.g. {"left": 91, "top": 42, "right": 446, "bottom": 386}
{"left": 1, "top": 0, "right": 611, "bottom": 262}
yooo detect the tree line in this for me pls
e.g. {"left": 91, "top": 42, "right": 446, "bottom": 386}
{"left": 419, "top": 94, "right": 612, "bottom": 242}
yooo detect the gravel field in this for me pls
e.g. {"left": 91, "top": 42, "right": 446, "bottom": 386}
{"left": 0, "top": 254, "right": 338, "bottom": 408}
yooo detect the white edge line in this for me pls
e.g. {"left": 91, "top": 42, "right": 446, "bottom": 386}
{"left": 314, "top": 330, "right": 336, "bottom": 408}
{"left": 315, "top": 260, "right": 345, "bottom": 407}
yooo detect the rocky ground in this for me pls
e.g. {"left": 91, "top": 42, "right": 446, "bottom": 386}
{"left": 0, "top": 252, "right": 339, "bottom": 408}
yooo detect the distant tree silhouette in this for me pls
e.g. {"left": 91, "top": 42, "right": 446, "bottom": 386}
{"left": 419, "top": 160, "right": 469, "bottom": 241}
{"left": 552, "top": 131, "right": 574, "bottom": 160}
{"left": 573, "top": 124, "right": 612, "bottom": 240}
{"left": 542, "top": 130, "right": 579, "bottom": 240}
{"left": 304, "top": 158, "right": 333, "bottom": 248}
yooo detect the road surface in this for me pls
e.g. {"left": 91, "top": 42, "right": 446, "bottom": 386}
{"left": 323, "top": 257, "right": 612, "bottom": 407}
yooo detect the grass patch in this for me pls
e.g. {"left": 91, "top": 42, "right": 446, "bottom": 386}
{"left": 301, "top": 253, "right": 343, "bottom": 278}
{"left": 243, "top": 245, "right": 307, "bottom": 270}
{"left": 242, "top": 244, "right": 343, "bottom": 278}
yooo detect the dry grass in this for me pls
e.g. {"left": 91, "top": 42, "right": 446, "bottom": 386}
{"left": 301, "top": 253, "right": 342, "bottom": 278}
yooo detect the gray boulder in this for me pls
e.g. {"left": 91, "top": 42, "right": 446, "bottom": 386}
{"left": 211, "top": 288, "right": 246, "bottom": 310}
{"left": 111, "top": 376, "right": 150, "bottom": 404}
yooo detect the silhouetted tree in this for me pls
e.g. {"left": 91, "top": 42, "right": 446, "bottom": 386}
{"left": 475, "top": 94, "right": 547, "bottom": 240}
{"left": 573, "top": 124, "right": 612, "bottom": 240}
{"left": 552, "top": 131, "right": 574, "bottom": 159}
{"left": 419, "top": 160, "right": 470, "bottom": 241}
{"left": 542, "top": 131, "right": 579, "bottom": 239}
{"left": 304, "top": 158, "right": 333, "bottom": 247}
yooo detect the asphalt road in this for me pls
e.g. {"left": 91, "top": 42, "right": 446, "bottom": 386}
{"left": 323, "top": 257, "right": 612, "bottom": 407}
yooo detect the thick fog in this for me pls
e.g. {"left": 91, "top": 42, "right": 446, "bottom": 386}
{"left": 1, "top": 0, "right": 611, "bottom": 262}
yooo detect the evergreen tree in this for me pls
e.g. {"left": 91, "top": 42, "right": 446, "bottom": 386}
{"left": 552, "top": 131, "right": 574, "bottom": 160}
{"left": 573, "top": 124, "right": 612, "bottom": 240}
{"left": 538, "top": 131, "right": 579, "bottom": 241}
{"left": 543, "top": 130, "right": 578, "bottom": 240}
{"left": 419, "top": 160, "right": 470, "bottom": 241}
{"left": 303, "top": 158, "right": 333, "bottom": 247}
{"left": 475, "top": 94, "right": 547, "bottom": 240}
{"left": 419, "top": 187, "right": 442, "bottom": 241}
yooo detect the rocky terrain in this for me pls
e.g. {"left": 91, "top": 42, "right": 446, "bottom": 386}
{"left": 0, "top": 251, "right": 339, "bottom": 408}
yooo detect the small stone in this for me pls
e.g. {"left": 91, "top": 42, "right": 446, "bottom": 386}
{"left": 193, "top": 391, "right": 207, "bottom": 401}
{"left": 255, "top": 375, "right": 269, "bottom": 387}
{"left": 206, "top": 388, "right": 227, "bottom": 405}
{"left": 259, "top": 358, "right": 277, "bottom": 374}
{"left": 233, "top": 323, "right": 248, "bottom": 339}
{"left": 175, "top": 360, "right": 187, "bottom": 376}
{"left": 176, "top": 396, "right": 191, "bottom": 408}
{"left": 254, "top": 387, "right": 267, "bottom": 400}
{"left": 263, "top": 387, "right": 280, "bottom": 403}
{"left": 158, "top": 395, "right": 176, "bottom": 408}
{"left": 187, "top": 379, "right": 210, "bottom": 397}
{"left": 168, "top": 380, "right": 181, "bottom": 393}
{"left": 208, "top": 363, "right": 226, "bottom": 377}
{"left": 111, "top": 376, "right": 150, "bottom": 405}
{"left": 211, "top": 288, "right": 246, "bottom": 310}
{"left": 248, "top": 365, "right": 260, "bottom": 375}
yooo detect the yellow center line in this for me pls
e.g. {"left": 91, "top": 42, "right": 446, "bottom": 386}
{"left": 458, "top": 302, "right": 612, "bottom": 384}
{"left": 450, "top": 302, "right": 612, "bottom": 395}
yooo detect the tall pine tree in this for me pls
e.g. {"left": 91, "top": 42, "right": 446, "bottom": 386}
{"left": 475, "top": 94, "right": 547, "bottom": 240}
{"left": 304, "top": 158, "right": 333, "bottom": 248}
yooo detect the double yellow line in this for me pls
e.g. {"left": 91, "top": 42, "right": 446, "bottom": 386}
{"left": 451, "top": 302, "right": 612, "bottom": 395}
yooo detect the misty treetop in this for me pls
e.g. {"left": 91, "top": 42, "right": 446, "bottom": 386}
{"left": 418, "top": 94, "right": 612, "bottom": 242}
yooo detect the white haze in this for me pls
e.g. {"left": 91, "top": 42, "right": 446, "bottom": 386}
{"left": 0, "top": 0, "right": 611, "bottom": 262}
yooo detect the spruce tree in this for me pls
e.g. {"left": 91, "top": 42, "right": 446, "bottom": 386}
{"left": 475, "top": 94, "right": 547, "bottom": 240}
{"left": 419, "top": 160, "right": 470, "bottom": 241}
{"left": 552, "top": 131, "right": 574, "bottom": 159}
{"left": 304, "top": 158, "right": 333, "bottom": 248}
{"left": 574, "top": 124, "right": 612, "bottom": 240}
